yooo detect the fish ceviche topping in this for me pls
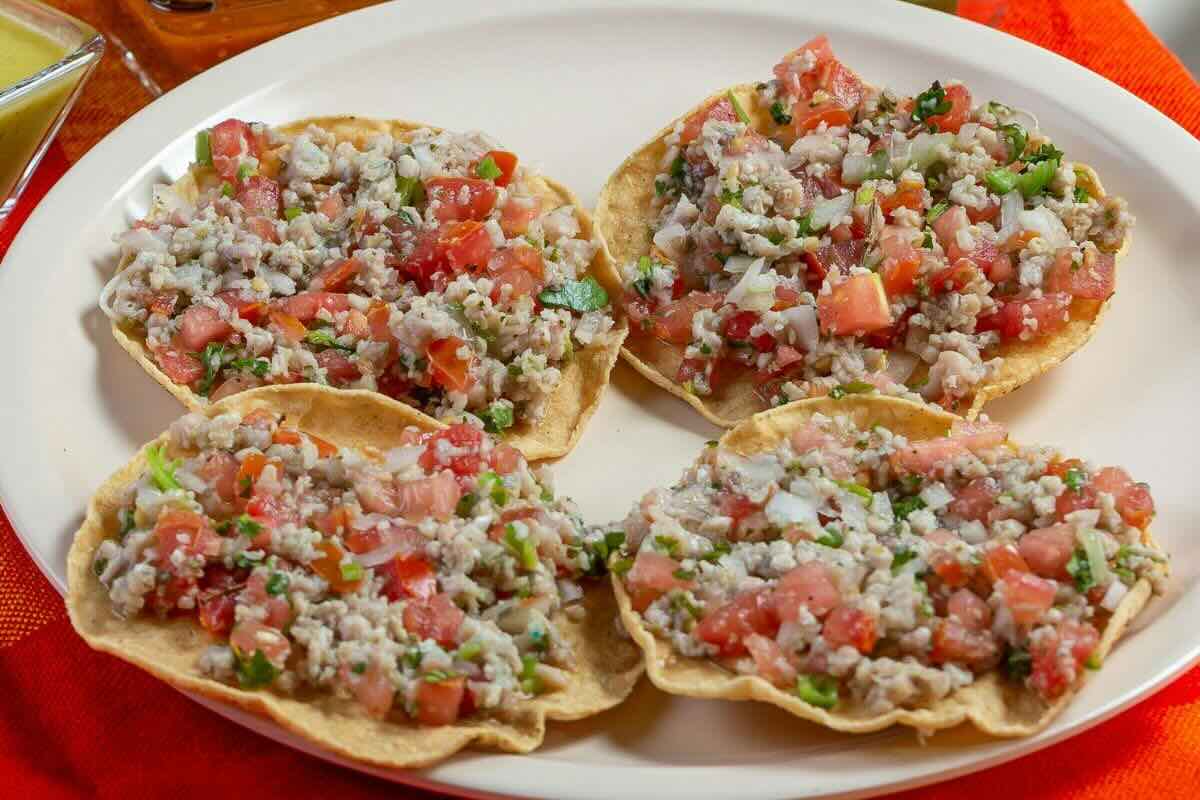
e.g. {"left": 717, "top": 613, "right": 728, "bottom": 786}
{"left": 614, "top": 415, "right": 1163, "bottom": 713}
{"left": 101, "top": 118, "right": 615, "bottom": 433}
{"left": 622, "top": 36, "right": 1131, "bottom": 411}
{"left": 91, "top": 410, "right": 616, "bottom": 724}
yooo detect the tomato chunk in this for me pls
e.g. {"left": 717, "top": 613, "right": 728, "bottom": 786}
{"left": 982, "top": 543, "right": 1031, "bottom": 584}
{"left": 477, "top": 149, "right": 518, "bottom": 187}
{"left": 822, "top": 605, "right": 878, "bottom": 654}
{"left": 230, "top": 620, "right": 290, "bottom": 669}
{"left": 772, "top": 562, "right": 840, "bottom": 622}
{"left": 426, "top": 336, "right": 476, "bottom": 393}
{"left": 177, "top": 305, "right": 233, "bottom": 352}
{"left": 377, "top": 555, "right": 438, "bottom": 602}
{"left": 1019, "top": 524, "right": 1076, "bottom": 579}
{"left": 679, "top": 96, "right": 739, "bottom": 144}
{"left": 395, "top": 471, "right": 461, "bottom": 522}
{"left": 416, "top": 675, "right": 465, "bottom": 725}
{"left": 976, "top": 293, "right": 1073, "bottom": 341}
{"left": 650, "top": 291, "right": 723, "bottom": 344}
{"left": 625, "top": 550, "right": 693, "bottom": 612}
{"left": 745, "top": 633, "right": 798, "bottom": 687}
{"left": 817, "top": 273, "right": 891, "bottom": 336}
{"left": 425, "top": 177, "right": 498, "bottom": 223}
{"left": 439, "top": 220, "right": 495, "bottom": 273}
{"left": 999, "top": 571, "right": 1057, "bottom": 625}
{"left": 1045, "top": 247, "right": 1115, "bottom": 300}
{"left": 209, "top": 118, "right": 259, "bottom": 181}
{"left": 923, "top": 83, "right": 971, "bottom": 134}
{"left": 310, "top": 540, "right": 363, "bottom": 594}
{"left": 311, "top": 258, "right": 361, "bottom": 292}
{"left": 403, "top": 593, "right": 464, "bottom": 647}
{"left": 1092, "top": 466, "right": 1155, "bottom": 528}
{"left": 154, "top": 510, "right": 220, "bottom": 575}
{"left": 695, "top": 589, "right": 778, "bottom": 657}
{"left": 235, "top": 176, "right": 281, "bottom": 218}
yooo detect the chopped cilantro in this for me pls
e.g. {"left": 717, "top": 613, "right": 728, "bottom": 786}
{"left": 815, "top": 527, "right": 844, "bottom": 549}
{"left": 117, "top": 508, "right": 135, "bottom": 538}
{"left": 795, "top": 213, "right": 814, "bottom": 237}
{"left": 475, "top": 156, "right": 502, "bottom": 181}
{"left": 194, "top": 129, "right": 212, "bottom": 166}
{"left": 610, "top": 557, "right": 634, "bottom": 576}
{"left": 304, "top": 328, "right": 355, "bottom": 352}
{"left": 769, "top": 100, "right": 792, "bottom": 126}
{"left": 1018, "top": 158, "right": 1058, "bottom": 199}
{"left": 1073, "top": 186, "right": 1090, "bottom": 203}
{"left": 632, "top": 255, "right": 655, "bottom": 298}
{"left": 351, "top": 662, "right": 366, "bottom": 675}
{"left": 340, "top": 561, "right": 363, "bottom": 582}
{"left": 672, "top": 568, "right": 696, "bottom": 581}
{"left": 283, "top": 206, "right": 302, "bottom": 221}
{"left": 926, "top": 201, "right": 949, "bottom": 224}
{"left": 423, "top": 669, "right": 459, "bottom": 683}
{"left": 194, "top": 342, "right": 226, "bottom": 396}
{"left": 230, "top": 357, "right": 271, "bottom": 377}
{"left": 984, "top": 168, "right": 1018, "bottom": 196}
{"left": 456, "top": 640, "right": 483, "bottom": 662}
{"left": 1025, "top": 142, "right": 1064, "bottom": 165}
{"left": 719, "top": 186, "right": 743, "bottom": 209}
{"left": 700, "top": 540, "right": 732, "bottom": 563}
{"left": 1085, "top": 653, "right": 1103, "bottom": 670}
{"left": 503, "top": 523, "right": 540, "bottom": 571}
{"left": 834, "top": 480, "right": 872, "bottom": 502}
{"left": 145, "top": 443, "right": 182, "bottom": 492}
{"left": 911, "top": 81, "right": 952, "bottom": 123}
{"left": 235, "top": 650, "right": 278, "bottom": 688}
{"left": 855, "top": 186, "right": 876, "bottom": 206}
{"left": 1004, "top": 648, "right": 1032, "bottom": 682}
{"left": 1064, "top": 466, "right": 1087, "bottom": 493}
{"left": 998, "top": 123, "right": 1027, "bottom": 164}
{"left": 478, "top": 402, "right": 514, "bottom": 434}
{"left": 537, "top": 276, "right": 609, "bottom": 312}
{"left": 395, "top": 175, "right": 425, "bottom": 207}
{"left": 669, "top": 154, "right": 685, "bottom": 180}
{"left": 455, "top": 492, "right": 478, "bottom": 518}
{"left": 795, "top": 674, "right": 839, "bottom": 709}
{"left": 892, "top": 495, "right": 926, "bottom": 521}
{"left": 670, "top": 592, "right": 702, "bottom": 619}
{"left": 265, "top": 572, "right": 289, "bottom": 596}
{"left": 478, "top": 471, "right": 508, "bottom": 506}
{"left": 1066, "top": 548, "right": 1095, "bottom": 593}
{"left": 235, "top": 514, "right": 262, "bottom": 537}
{"left": 220, "top": 182, "right": 234, "bottom": 198}
{"left": 236, "top": 163, "right": 257, "bottom": 181}
{"left": 890, "top": 548, "right": 918, "bottom": 574}
{"left": 653, "top": 535, "right": 681, "bottom": 558}
{"left": 93, "top": 558, "right": 108, "bottom": 577}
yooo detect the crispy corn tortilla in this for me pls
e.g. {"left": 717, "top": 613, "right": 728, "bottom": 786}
{"left": 595, "top": 86, "right": 1130, "bottom": 427}
{"left": 109, "top": 116, "right": 628, "bottom": 461}
{"left": 67, "top": 384, "right": 643, "bottom": 768}
{"left": 613, "top": 394, "right": 1162, "bottom": 736}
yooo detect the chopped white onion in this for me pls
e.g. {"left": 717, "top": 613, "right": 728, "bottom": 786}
{"left": 883, "top": 351, "right": 919, "bottom": 383}
{"left": 919, "top": 483, "right": 955, "bottom": 511}
{"left": 1100, "top": 579, "right": 1129, "bottom": 612}
{"left": 355, "top": 541, "right": 406, "bottom": 568}
{"left": 909, "top": 132, "right": 955, "bottom": 172}
{"left": 955, "top": 122, "right": 980, "bottom": 148}
{"left": 723, "top": 254, "right": 757, "bottom": 275}
{"left": 259, "top": 267, "right": 297, "bottom": 296}
{"left": 725, "top": 257, "right": 777, "bottom": 312}
{"left": 782, "top": 305, "right": 819, "bottom": 351}
{"left": 765, "top": 488, "right": 819, "bottom": 530}
{"left": 841, "top": 153, "right": 871, "bottom": 186}
{"left": 810, "top": 192, "right": 853, "bottom": 231}
{"left": 98, "top": 270, "right": 129, "bottom": 320}
{"left": 998, "top": 189, "right": 1024, "bottom": 238}
{"left": 1017, "top": 207, "right": 1070, "bottom": 248}
{"left": 384, "top": 445, "right": 424, "bottom": 472}
{"left": 652, "top": 222, "right": 688, "bottom": 262}
{"left": 887, "top": 133, "right": 912, "bottom": 173}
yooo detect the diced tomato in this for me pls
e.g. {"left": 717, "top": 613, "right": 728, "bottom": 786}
{"left": 948, "top": 588, "right": 992, "bottom": 630}
{"left": 490, "top": 444, "right": 523, "bottom": 475}
{"left": 272, "top": 428, "right": 337, "bottom": 458}
{"left": 490, "top": 267, "right": 541, "bottom": 303}
{"left": 929, "top": 542, "right": 970, "bottom": 589}
{"left": 312, "top": 258, "right": 361, "bottom": 292}
{"left": 338, "top": 308, "right": 370, "bottom": 339}
{"left": 425, "top": 177, "right": 498, "bottom": 223}
{"left": 439, "top": 220, "right": 495, "bottom": 273}
{"left": 268, "top": 312, "right": 309, "bottom": 347}
{"left": 1092, "top": 466, "right": 1155, "bottom": 528}
{"left": 976, "top": 293, "right": 1072, "bottom": 341}
{"left": 345, "top": 659, "right": 395, "bottom": 719}
{"left": 1018, "top": 524, "right": 1076, "bottom": 579}
{"left": 177, "top": 305, "right": 232, "bottom": 352}
{"left": 209, "top": 118, "right": 259, "bottom": 181}
{"left": 822, "top": 605, "right": 878, "bottom": 654}
{"left": 144, "top": 290, "right": 179, "bottom": 317}
{"left": 235, "top": 452, "right": 269, "bottom": 495}
{"left": 245, "top": 215, "right": 279, "bottom": 243}
{"left": 154, "top": 510, "right": 220, "bottom": 575}
{"left": 927, "top": 258, "right": 979, "bottom": 295}
{"left": 499, "top": 195, "right": 542, "bottom": 236}
{"left": 793, "top": 102, "right": 852, "bottom": 134}
{"left": 230, "top": 620, "right": 290, "bottom": 668}
{"left": 426, "top": 336, "right": 476, "bottom": 393}
{"left": 923, "top": 84, "right": 972, "bottom": 134}
{"left": 199, "top": 451, "right": 240, "bottom": 503}
{"left": 982, "top": 543, "right": 1031, "bottom": 584}
{"left": 818, "top": 59, "right": 865, "bottom": 113}
{"left": 889, "top": 436, "right": 968, "bottom": 476}
{"left": 144, "top": 574, "right": 197, "bottom": 616}
{"left": 314, "top": 505, "right": 354, "bottom": 537}
{"left": 216, "top": 290, "right": 267, "bottom": 324}
{"left": 1045, "top": 247, "right": 1116, "bottom": 300}
{"left": 931, "top": 618, "right": 998, "bottom": 667}
{"left": 377, "top": 555, "right": 438, "bottom": 602}
{"left": 198, "top": 593, "right": 237, "bottom": 635}
{"left": 235, "top": 176, "right": 281, "bottom": 218}
{"left": 310, "top": 540, "right": 363, "bottom": 594}
{"left": 315, "top": 349, "right": 361, "bottom": 384}
{"left": 723, "top": 310, "right": 775, "bottom": 352}
{"left": 624, "top": 550, "right": 693, "bottom": 612}
{"left": 344, "top": 523, "right": 424, "bottom": 557}
{"left": 403, "top": 593, "right": 464, "bottom": 647}
{"left": 651, "top": 291, "right": 722, "bottom": 344}
{"left": 879, "top": 226, "right": 921, "bottom": 297}
{"left": 695, "top": 589, "right": 778, "bottom": 657}
{"left": 680, "top": 96, "right": 739, "bottom": 145}
{"left": 1030, "top": 621, "right": 1100, "bottom": 699}
{"left": 388, "top": 219, "right": 446, "bottom": 291}
{"left": 965, "top": 196, "right": 1001, "bottom": 224}
{"left": 418, "top": 424, "right": 485, "bottom": 475}
{"left": 999, "top": 571, "right": 1057, "bottom": 625}
{"left": 272, "top": 291, "right": 352, "bottom": 322}
{"left": 772, "top": 562, "right": 840, "bottom": 622}
{"left": 489, "top": 244, "right": 546, "bottom": 280}
{"left": 243, "top": 571, "right": 292, "bottom": 629}
{"left": 817, "top": 273, "right": 891, "bottom": 336}
{"left": 772, "top": 36, "right": 836, "bottom": 98}
{"left": 947, "top": 477, "right": 998, "bottom": 521}
{"left": 879, "top": 187, "right": 925, "bottom": 218}
{"left": 395, "top": 471, "right": 461, "bottom": 521}
{"left": 932, "top": 205, "right": 970, "bottom": 257}
{"left": 476, "top": 149, "right": 518, "bottom": 187}
{"left": 773, "top": 285, "right": 802, "bottom": 310}
{"left": 415, "top": 675, "right": 465, "bottom": 725}
{"left": 318, "top": 192, "right": 345, "bottom": 220}
{"left": 716, "top": 491, "right": 761, "bottom": 535}
{"left": 744, "top": 633, "right": 798, "bottom": 687}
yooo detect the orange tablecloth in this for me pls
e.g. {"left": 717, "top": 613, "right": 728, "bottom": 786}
{"left": 1, "top": 1, "right": 1197, "bottom": 798}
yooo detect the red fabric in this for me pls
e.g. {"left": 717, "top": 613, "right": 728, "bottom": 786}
{"left": 1, "top": 2, "right": 1198, "bottom": 798}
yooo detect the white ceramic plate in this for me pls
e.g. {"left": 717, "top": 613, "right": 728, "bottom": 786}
{"left": 2, "top": 1, "right": 1198, "bottom": 797}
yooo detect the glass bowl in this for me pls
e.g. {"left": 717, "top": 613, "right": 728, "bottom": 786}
{"left": 0, "top": 0, "right": 103, "bottom": 221}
